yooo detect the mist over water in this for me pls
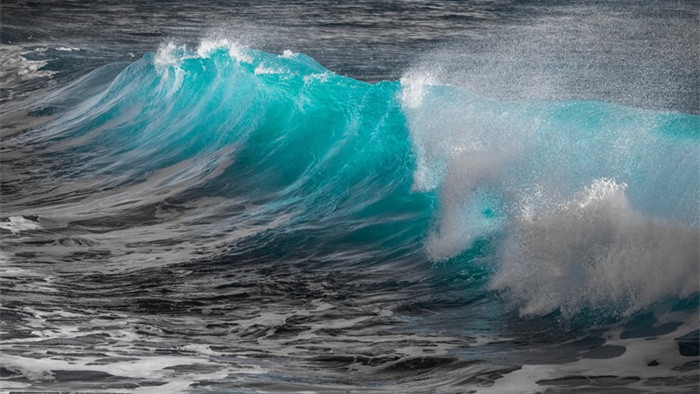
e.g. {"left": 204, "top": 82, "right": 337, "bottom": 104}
{"left": 1, "top": 1, "right": 699, "bottom": 392}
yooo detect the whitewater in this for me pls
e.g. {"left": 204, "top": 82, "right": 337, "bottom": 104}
{"left": 1, "top": 1, "right": 698, "bottom": 392}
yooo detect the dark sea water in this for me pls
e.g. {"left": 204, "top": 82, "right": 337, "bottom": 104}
{"left": 1, "top": 1, "right": 699, "bottom": 392}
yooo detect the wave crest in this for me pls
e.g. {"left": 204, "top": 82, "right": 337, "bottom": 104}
{"left": 401, "top": 71, "right": 699, "bottom": 315}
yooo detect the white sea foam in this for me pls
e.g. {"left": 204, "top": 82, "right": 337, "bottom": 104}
{"left": 153, "top": 42, "right": 187, "bottom": 95}
{"left": 0, "top": 47, "right": 55, "bottom": 86}
{"left": 154, "top": 39, "right": 254, "bottom": 76}
{"left": 492, "top": 178, "right": 699, "bottom": 317}
{"left": 197, "top": 38, "right": 253, "bottom": 63}
{"left": 0, "top": 216, "right": 42, "bottom": 235}
{"left": 399, "top": 71, "right": 437, "bottom": 110}
{"left": 154, "top": 41, "right": 184, "bottom": 69}
{"left": 281, "top": 49, "right": 297, "bottom": 58}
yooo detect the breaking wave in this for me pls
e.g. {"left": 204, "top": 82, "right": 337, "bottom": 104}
{"left": 15, "top": 40, "right": 699, "bottom": 317}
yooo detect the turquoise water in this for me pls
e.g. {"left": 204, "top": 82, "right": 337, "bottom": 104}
{"left": 28, "top": 43, "right": 699, "bottom": 316}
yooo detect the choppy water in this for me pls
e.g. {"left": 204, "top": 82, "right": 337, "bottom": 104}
{"left": 1, "top": 1, "right": 699, "bottom": 392}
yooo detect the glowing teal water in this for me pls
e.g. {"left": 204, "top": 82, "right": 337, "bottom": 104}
{"left": 42, "top": 46, "right": 699, "bottom": 270}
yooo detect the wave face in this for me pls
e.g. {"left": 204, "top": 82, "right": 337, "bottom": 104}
{"left": 19, "top": 41, "right": 432, "bottom": 255}
{"left": 14, "top": 41, "right": 699, "bottom": 318}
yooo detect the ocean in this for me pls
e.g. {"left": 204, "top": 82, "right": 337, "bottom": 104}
{"left": 1, "top": 0, "right": 698, "bottom": 392}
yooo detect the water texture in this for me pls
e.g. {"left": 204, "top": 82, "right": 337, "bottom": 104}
{"left": 1, "top": 1, "right": 698, "bottom": 392}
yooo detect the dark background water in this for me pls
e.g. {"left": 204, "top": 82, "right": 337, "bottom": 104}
{"left": 1, "top": 1, "right": 698, "bottom": 392}
{"left": 2, "top": 0, "right": 699, "bottom": 111}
